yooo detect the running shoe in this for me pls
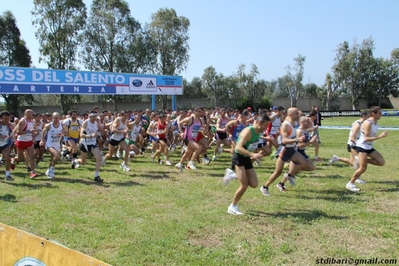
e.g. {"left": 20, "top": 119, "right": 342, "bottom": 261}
{"left": 260, "top": 186, "right": 270, "bottom": 196}
{"left": 30, "top": 171, "right": 38, "bottom": 179}
{"left": 285, "top": 173, "right": 296, "bottom": 186}
{"left": 227, "top": 204, "right": 243, "bottom": 215}
{"left": 329, "top": 155, "right": 339, "bottom": 165}
{"left": 346, "top": 182, "right": 360, "bottom": 192}
{"left": 277, "top": 182, "right": 286, "bottom": 192}
{"left": 94, "top": 176, "right": 104, "bottom": 183}
{"left": 223, "top": 168, "right": 236, "bottom": 185}
{"left": 187, "top": 161, "right": 197, "bottom": 170}
{"left": 5, "top": 174, "right": 14, "bottom": 181}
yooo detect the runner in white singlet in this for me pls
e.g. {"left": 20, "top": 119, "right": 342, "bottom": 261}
{"left": 346, "top": 106, "right": 387, "bottom": 192}
{"left": 40, "top": 112, "right": 63, "bottom": 179}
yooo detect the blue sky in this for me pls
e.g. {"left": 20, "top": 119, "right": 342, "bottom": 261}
{"left": 2, "top": 0, "right": 398, "bottom": 86}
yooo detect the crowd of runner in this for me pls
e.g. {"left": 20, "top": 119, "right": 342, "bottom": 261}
{"left": 0, "top": 105, "right": 387, "bottom": 215}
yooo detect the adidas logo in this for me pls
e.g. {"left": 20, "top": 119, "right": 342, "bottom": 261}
{"left": 146, "top": 80, "right": 156, "bottom": 88}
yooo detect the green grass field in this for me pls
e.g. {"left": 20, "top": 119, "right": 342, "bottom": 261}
{"left": 1, "top": 116, "right": 398, "bottom": 265}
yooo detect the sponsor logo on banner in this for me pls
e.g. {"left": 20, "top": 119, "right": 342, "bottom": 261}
{"left": 147, "top": 80, "right": 156, "bottom": 88}
{"left": 132, "top": 79, "right": 143, "bottom": 87}
{"left": 129, "top": 77, "right": 157, "bottom": 92}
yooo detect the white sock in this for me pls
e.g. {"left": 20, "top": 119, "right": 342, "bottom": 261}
{"left": 5, "top": 171, "right": 10, "bottom": 176}
{"left": 95, "top": 171, "right": 99, "bottom": 177}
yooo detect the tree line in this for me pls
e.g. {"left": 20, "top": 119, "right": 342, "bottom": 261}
{"left": 1, "top": 0, "right": 398, "bottom": 115}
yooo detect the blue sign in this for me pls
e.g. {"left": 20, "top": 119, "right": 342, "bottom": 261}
{"left": 0, "top": 66, "right": 183, "bottom": 95}
{"left": 381, "top": 110, "right": 399, "bottom": 116}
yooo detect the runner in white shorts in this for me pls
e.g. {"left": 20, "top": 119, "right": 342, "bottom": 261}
{"left": 40, "top": 112, "right": 63, "bottom": 179}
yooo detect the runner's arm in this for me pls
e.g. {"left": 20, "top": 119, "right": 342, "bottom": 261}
{"left": 80, "top": 121, "right": 90, "bottom": 138}
{"left": 349, "top": 122, "right": 361, "bottom": 144}
{"left": 363, "top": 121, "right": 387, "bottom": 141}
{"left": 40, "top": 123, "right": 51, "bottom": 144}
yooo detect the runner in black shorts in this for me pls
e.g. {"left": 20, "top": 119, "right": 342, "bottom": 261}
{"left": 329, "top": 110, "right": 369, "bottom": 170}
{"left": 213, "top": 108, "right": 231, "bottom": 161}
{"left": 347, "top": 106, "right": 387, "bottom": 192}
{"left": 260, "top": 108, "right": 311, "bottom": 196}
{"left": 225, "top": 113, "right": 270, "bottom": 215}
{"left": 283, "top": 116, "right": 316, "bottom": 188}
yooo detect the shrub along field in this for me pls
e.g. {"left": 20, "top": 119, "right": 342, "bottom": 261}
{"left": 1, "top": 116, "right": 398, "bottom": 265}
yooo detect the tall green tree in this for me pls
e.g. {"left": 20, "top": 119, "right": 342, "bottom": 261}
{"left": 224, "top": 75, "right": 241, "bottom": 108}
{"left": 181, "top": 77, "right": 205, "bottom": 99}
{"left": 356, "top": 38, "right": 376, "bottom": 104}
{"left": 264, "top": 80, "right": 277, "bottom": 98}
{"left": 80, "top": 0, "right": 142, "bottom": 111}
{"left": 302, "top": 82, "right": 321, "bottom": 98}
{"left": 368, "top": 57, "right": 399, "bottom": 106}
{"left": 330, "top": 41, "right": 352, "bottom": 109}
{"left": 332, "top": 38, "right": 376, "bottom": 109}
{"left": 145, "top": 8, "right": 190, "bottom": 109}
{"left": 201, "top": 66, "right": 228, "bottom": 108}
{"left": 0, "top": 11, "right": 34, "bottom": 116}
{"left": 236, "top": 64, "right": 267, "bottom": 110}
{"left": 324, "top": 73, "right": 339, "bottom": 110}
{"left": 391, "top": 48, "right": 399, "bottom": 66}
{"left": 32, "top": 0, "right": 86, "bottom": 114}
{"left": 285, "top": 54, "right": 306, "bottom": 107}
{"left": 272, "top": 75, "right": 291, "bottom": 98}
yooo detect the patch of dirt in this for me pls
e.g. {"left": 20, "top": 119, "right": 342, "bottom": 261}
{"left": 187, "top": 228, "right": 224, "bottom": 248}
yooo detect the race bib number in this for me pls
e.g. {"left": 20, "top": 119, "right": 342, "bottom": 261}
{"left": 192, "top": 125, "right": 200, "bottom": 139}
{"left": 87, "top": 137, "right": 96, "bottom": 143}
{"left": 131, "top": 130, "right": 140, "bottom": 140}
{"left": 247, "top": 142, "right": 258, "bottom": 152}
{"left": 51, "top": 135, "right": 61, "bottom": 142}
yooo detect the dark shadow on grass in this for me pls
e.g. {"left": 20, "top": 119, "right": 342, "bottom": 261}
{"left": 291, "top": 194, "right": 366, "bottom": 203}
{"left": 144, "top": 172, "right": 171, "bottom": 179}
{"left": 303, "top": 187, "right": 364, "bottom": 196}
{"left": 106, "top": 180, "right": 145, "bottom": 187}
{"left": 0, "top": 181, "right": 57, "bottom": 189}
{"left": 326, "top": 163, "right": 352, "bottom": 168}
{"left": 303, "top": 188, "right": 361, "bottom": 195}
{"left": 302, "top": 174, "right": 346, "bottom": 179}
{"left": 9, "top": 172, "right": 30, "bottom": 178}
{"left": 207, "top": 173, "right": 224, "bottom": 178}
{"left": 370, "top": 180, "right": 399, "bottom": 192}
{"left": 50, "top": 177, "right": 110, "bottom": 187}
{"left": 51, "top": 177, "right": 144, "bottom": 187}
{"left": 374, "top": 187, "right": 399, "bottom": 192}
{"left": 247, "top": 209, "right": 348, "bottom": 224}
{"left": 286, "top": 188, "right": 366, "bottom": 202}
{"left": 0, "top": 194, "right": 17, "bottom": 202}
{"left": 370, "top": 180, "right": 399, "bottom": 186}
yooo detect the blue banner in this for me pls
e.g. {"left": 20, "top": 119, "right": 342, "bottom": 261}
{"left": 0, "top": 66, "right": 183, "bottom": 95}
